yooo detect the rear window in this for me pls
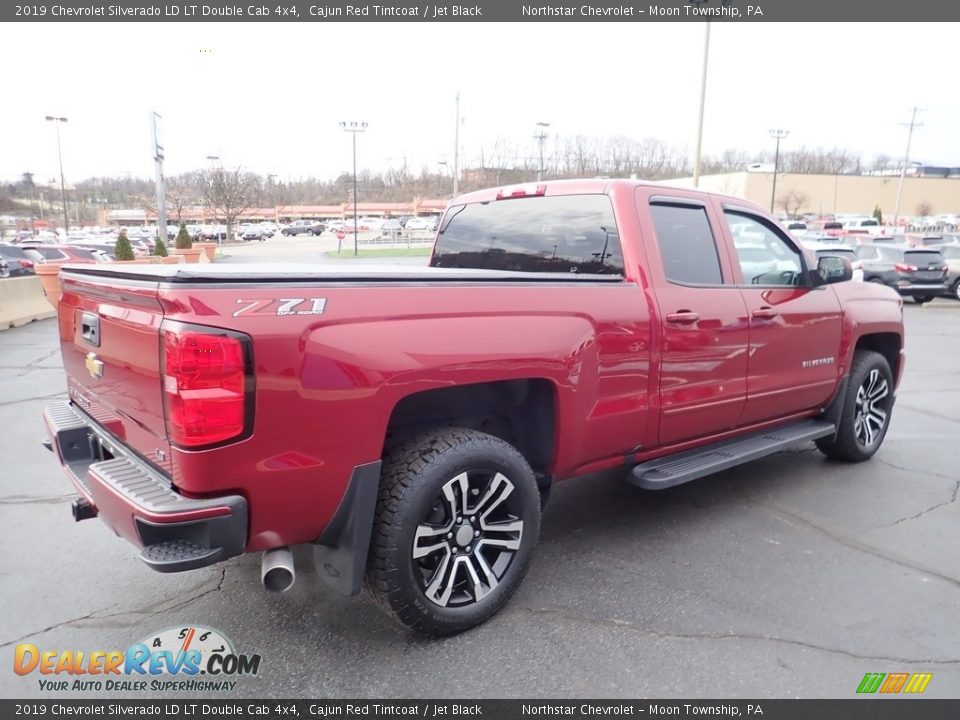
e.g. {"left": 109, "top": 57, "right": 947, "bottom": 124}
{"left": 904, "top": 251, "right": 943, "bottom": 264}
{"left": 816, "top": 248, "right": 854, "bottom": 259}
{"left": 431, "top": 195, "right": 624, "bottom": 275}
{"left": 31, "top": 247, "right": 65, "bottom": 260}
{"left": 823, "top": 222, "right": 843, "bottom": 230}
{"left": 68, "top": 248, "right": 96, "bottom": 261}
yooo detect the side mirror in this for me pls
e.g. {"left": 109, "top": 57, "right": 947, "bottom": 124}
{"left": 817, "top": 255, "right": 853, "bottom": 284}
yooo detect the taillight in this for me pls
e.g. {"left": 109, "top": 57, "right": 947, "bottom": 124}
{"left": 894, "top": 263, "right": 917, "bottom": 272}
{"left": 21, "top": 259, "right": 35, "bottom": 268}
{"left": 162, "top": 325, "right": 251, "bottom": 448}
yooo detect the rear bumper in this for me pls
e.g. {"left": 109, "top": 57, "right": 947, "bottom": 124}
{"left": 896, "top": 282, "right": 948, "bottom": 296}
{"left": 43, "top": 400, "right": 247, "bottom": 573}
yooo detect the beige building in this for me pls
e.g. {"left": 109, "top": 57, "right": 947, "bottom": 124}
{"left": 662, "top": 172, "right": 960, "bottom": 218}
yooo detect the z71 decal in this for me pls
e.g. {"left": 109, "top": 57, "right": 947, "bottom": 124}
{"left": 233, "top": 298, "right": 327, "bottom": 318}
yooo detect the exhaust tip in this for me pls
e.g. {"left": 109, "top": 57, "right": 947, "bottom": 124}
{"left": 261, "top": 547, "right": 295, "bottom": 592}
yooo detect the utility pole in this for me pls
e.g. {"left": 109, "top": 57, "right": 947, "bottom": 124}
{"left": 340, "top": 121, "right": 368, "bottom": 256}
{"left": 206, "top": 155, "right": 220, "bottom": 244}
{"left": 769, "top": 129, "right": 789, "bottom": 213}
{"left": 453, "top": 93, "right": 460, "bottom": 197}
{"left": 45, "top": 116, "right": 69, "bottom": 234}
{"left": 151, "top": 112, "right": 167, "bottom": 246}
{"left": 893, "top": 106, "right": 924, "bottom": 228}
{"left": 692, "top": 22, "right": 711, "bottom": 187}
{"left": 534, "top": 121, "right": 550, "bottom": 181}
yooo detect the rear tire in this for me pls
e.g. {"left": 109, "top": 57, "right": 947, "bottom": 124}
{"left": 365, "top": 427, "right": 541, "bottom": 636}
{"left": 951, "top": 279, "right": 960, "bottom": 301}
{"left": 816, "top": 350, "right": 894, "bottom": 462}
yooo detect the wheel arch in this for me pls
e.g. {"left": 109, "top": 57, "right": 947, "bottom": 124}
{"left": 382, "top": 378, "right": 558, "bottom": 505}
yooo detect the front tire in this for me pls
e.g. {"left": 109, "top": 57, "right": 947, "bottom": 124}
{"left": 913, "top": 295, "right": 934, "bottom": 305}
{"left": 951, "top": 279, "right": 960, "bottom": 301}
{"left": 816, "top": 350, "right": 894, "bottom": 462}
{"left": 365, "top": 427, "right": 541, "bottom": 636}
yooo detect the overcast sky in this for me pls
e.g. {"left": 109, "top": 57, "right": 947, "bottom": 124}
{"left": 1, "top": 22, "right": 957, "bottom": 186}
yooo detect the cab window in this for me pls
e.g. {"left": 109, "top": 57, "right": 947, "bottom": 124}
{"left": 724, "top": 211, "right": 805, "bottom": 286}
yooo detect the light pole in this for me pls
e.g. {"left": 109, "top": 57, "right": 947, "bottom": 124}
{"left": 340, "top": 121, "right": 367, "bottom": 256}
{"left": 453, "top": 93, "right": 461, "bottom": 196}
{"left": 45, "top": 116, "right": 69, "bottom": 234}
{"left": 206, "top": 155, "right": 220, "bottom": 244}
{"left": 692, "top": 22, "right": 711, "bottom": 187}
{"left": 534, "top": 121, "right": 550, "bottom": 181}
{"left": 893, "top": 107, "right": 923, "bottom": 228}
{"left": 769, "top": 129, "right": 789, "bottom": 213}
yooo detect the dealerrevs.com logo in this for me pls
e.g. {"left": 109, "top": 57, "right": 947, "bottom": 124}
{"left": 14, "top": 625, "right": 261, "bottom": 692}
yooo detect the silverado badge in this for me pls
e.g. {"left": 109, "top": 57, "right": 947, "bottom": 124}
{"left": 85, "top": 352, "right": 104, "bottom": 380}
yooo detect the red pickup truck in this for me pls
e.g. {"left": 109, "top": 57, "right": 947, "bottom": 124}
{"left": 44, "top": 179, "right": 904, "bottom": 636}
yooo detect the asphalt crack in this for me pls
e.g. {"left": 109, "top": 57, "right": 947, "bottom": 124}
{"left": 890, "top": 478, "right": 960, "bottom": 527}
{"left": 873, "top": 456, "right": 957, "bottom": 482}
{"left": 751, "top": 501, "right": 960, "bottom": 590}
{"left": 0, "top": 392, "right": 67, "bottom": 408}
{"left": 0, "top": 494, "right": 75, "bottom": 506}
{"left": 515, "top": 606, "right": 960, "bottom": 666}
{"left": 0, "top": 567, "right": 228, "bottom": 649}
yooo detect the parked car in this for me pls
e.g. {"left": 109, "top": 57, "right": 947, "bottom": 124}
{"left": 282, "top": 220, "right": 325, "bottom": 236}
{"left": 799, "top": 241, "right": 863, "bottom": 282}
{"left": 242, "top": 226, "right": 272, "bottom": 242}
{"left": 932, "top": 244, "right": 960, "bottom": 300}
{"left": 405, "top": 216, "right": 438, "bottom": 231}
{"left": 854, "top": 244, "right": 948, "bottom": 303}
{"left": 0, "top": 244, "right": 37, "bottom": 275}
{"left": 44, "top": 179, "right": 903, "bottom": 637}
{"left": 22, "top": 245, "right": 100, "bottom": 265}
{"left": 380, "top": 219, "right": 403, "bottom": 237}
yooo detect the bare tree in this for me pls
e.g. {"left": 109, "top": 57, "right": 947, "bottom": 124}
{"left": 203, "top": 166, "right": 259, "bottom": 241}
{"left": 777, "top": 188, "right": 809, "bottom": 218}
{"left": 916, "top": 201, "right": 934, "bottom": 217}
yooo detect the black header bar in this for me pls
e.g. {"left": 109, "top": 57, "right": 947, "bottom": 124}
{"left": 5, "top": 0, "right": 960, "bottom": 22}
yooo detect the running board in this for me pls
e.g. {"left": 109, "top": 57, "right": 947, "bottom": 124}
{"left": 629, "top": 420, "right": 836, "bottom": 491}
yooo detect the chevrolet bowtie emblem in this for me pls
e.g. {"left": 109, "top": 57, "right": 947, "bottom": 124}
{"left": 85, "top": 352, "right": 104, "bottom": 380}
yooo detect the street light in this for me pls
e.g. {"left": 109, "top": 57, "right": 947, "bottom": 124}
{"left": 692, "top": 22, "right": 711, "bottom": 187}
{"left": 206, "top": 155, "right": 220, "bottom": 243}
{"left": 534, "top": 122, "right": 550, "bottom": 182}
{"left": 45, "top": 116, "right": 69, "bottom": 234}
{"left": 769, "top": 129, "right": 789, "bottom": 213}
{"left": 339, "top": 121, "right": 368, "bottom": 256}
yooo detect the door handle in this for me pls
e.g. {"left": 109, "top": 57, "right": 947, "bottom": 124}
{"left": 752, "top": 307, "right": 779, "bottom": 320}
{"left": 665, "top": 311, "right": 700, "bottom": 325}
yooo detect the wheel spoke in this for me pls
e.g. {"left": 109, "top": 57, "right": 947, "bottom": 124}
{"left": 476, "top": 474, "right": 514, "bottom": 524}
{"left": 412, "top": 536, "right": 447, "bottom": 559}
{"left": 480, "top": 518, "right": 524, "bottom": 535}
{"left": 446, "top": 472, "right": 470, "bottom": 517}
{"left": 476, "top": 536, "right": 522, "bottom": 552}
{"left": 854, "top": 414, "right": 865, "bottom": 443}
{"left": 868, "top": 379, "right": 889, "bottom": 401}
{"left": 466, "top": 553, "right": 499, "bottom": 601}
{"left": 424, "top": 548, "right": 457, "bottom": 607}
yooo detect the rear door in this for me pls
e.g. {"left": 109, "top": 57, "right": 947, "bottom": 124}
{"left": 635, "top": 189, "right": 750, "bottom": 446}
{"left": 716, "top": 205, "right": 843, "bottom": 425}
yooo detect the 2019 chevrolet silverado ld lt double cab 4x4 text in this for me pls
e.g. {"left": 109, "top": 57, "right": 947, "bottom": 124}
{"left": 43, "top": 180, "right": 904, "bottom": 636}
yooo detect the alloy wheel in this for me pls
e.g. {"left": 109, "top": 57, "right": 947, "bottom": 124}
{"left": 853, "top": 368, "right": 890, "bottom": 448}
{"left": 412, "top": 470, "right": 524, "bottom": 608}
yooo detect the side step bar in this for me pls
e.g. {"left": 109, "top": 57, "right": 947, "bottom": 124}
{"left": 629, "top": 420, "right": 835, "bottom": 491}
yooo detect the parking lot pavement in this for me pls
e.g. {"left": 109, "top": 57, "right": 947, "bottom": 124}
{"left": 1, "top": 300, "right": 958, "bottom": 699}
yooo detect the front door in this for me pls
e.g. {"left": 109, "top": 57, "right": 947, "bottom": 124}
{"left": 716, "top": 206, "right": 843, "bottom": 426}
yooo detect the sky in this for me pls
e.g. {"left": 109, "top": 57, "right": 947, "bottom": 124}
{"left": 1, "top": 22, "right": 958, "bottom": 186}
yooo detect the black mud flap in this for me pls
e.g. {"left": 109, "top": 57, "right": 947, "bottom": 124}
{"left": 313, "top": 460, "right": 381, "bottom": 596}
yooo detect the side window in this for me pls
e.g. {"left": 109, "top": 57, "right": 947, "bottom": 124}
{"left": 723, "top": 211, "right": 804, "bottom": 285}
{"left": 649, "top": 203, "right": 724, "bottom": 285}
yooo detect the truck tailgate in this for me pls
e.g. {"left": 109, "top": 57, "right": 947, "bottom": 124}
{"left": 58, "top": 269, "right": 172, "bottom": 475}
